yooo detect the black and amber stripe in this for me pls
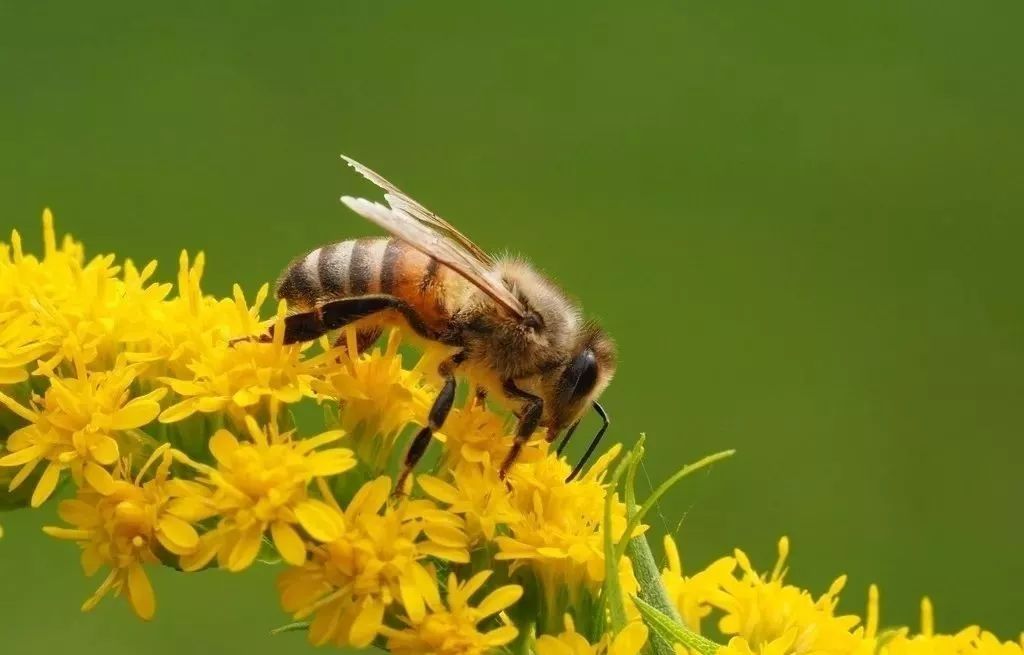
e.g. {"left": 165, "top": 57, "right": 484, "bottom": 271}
{"left": 275, "top": 237, "right": 459, "bottom": 331}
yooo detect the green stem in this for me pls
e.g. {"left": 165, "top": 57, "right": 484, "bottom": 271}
{"left": 269, "top": 621, "right": 309, "bottom": 636}
{"left": 616, "top": 449, "right": 735, "bottom": 561}
{"left": 601, "top": 449, "right": 635, "bottom": 635}
{"left": 628, "top": 529, "right": 683, "bottom": 655}
{"left": 624, "top": 435, "right": 645, "bottom": 509}
{"left": 515, "top": 621, "right": 536, "bottom": 655}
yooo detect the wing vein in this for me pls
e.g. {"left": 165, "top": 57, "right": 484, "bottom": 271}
{"left": 338, "top": 155, "right": 525, "bottom": 318}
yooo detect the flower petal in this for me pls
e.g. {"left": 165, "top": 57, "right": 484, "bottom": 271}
{"left": 157, "top": 514, "right": 200, "bottom": 555}
{"left": 294, "top": 430, "right": 345, "bottom": 453}
{"left": 58, "top": 498, "right": 99, "bottom": 527}
{"left": 208, "top": 429, "right": 239, "bottom": 464}
{"left": 111, "top": 398, "right": 161, "bottom": 430}
{"left": 399, "top": 574, "right": 426, "bottom": 623}
{"left": 484, "top": 625, "right": 520, "bottom": 647}
{"left": 0, "top": 390, "right": 38, "bottom": 422}
{"left": 417, "top": 543, "right": 470, "bottom": 563}
{"left": 89, "top": 435, "right": 119, "bottom": 466}
{"left": 309, "top": 600, "right": 343, "bottom": 647}
{"left": 345, "top": 476, "right": 390, "bottom": 519}
{"left": 412, "top": 563, "right": 442, "bottom": 611}
{"left": 166, "top": 496, "right": 214, "bottom": 522}
{"left": 159, "top": 400, "right": 198, "bottom": 423}
{"left": 609, "top": 622, "right": 649, "bottom": 655}
{"left": 476, "top": 584, "right": 524, "bottom": 617}
{"left": 180, "top": 532, "right": 223, "bottom": 572}
{"left": 295, "top": 500, "right": 344, "bottom": 542}
{"left": 8, "top": 458, "right": 40, "bottom": 491}
{"left": 424, "top": 524, "right": 469, "bottom": 549}
{"left": 227, "top": 524, "right": 264, "bottom": 571}
{"left": 127, "top": 563, "right": 156, "bottom": 620}
{"left": 83, "top": 462, "right": 116, "bottom": 495}
{"left": 306, "top": 449, "right": 355, "bottom": 477}
{"left": 0, "top": 443, "right": 44, "bottom": 468}
{"left": 0, "top": 366, "right": 28, "bottom": 384}
{"left": 348, "top": 598, "right": 385, "bottom": 648}
{"left": 31, "top": 461, "right": 62, "bottom": 507}
{"left": 417, "top": 475, "right": 459, "bottom": 504}
{"left": 271, "top": 521, "right": 307, "bottom": 566}
{"left": 42, "top": 526, "right": 91, "bottom": 540}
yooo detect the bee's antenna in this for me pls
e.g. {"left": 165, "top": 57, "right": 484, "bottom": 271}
{"left": 556, "top": 420, "right": 580, "bottom": 456}
{"left": 566, "top": 401, "right": 609, "bottom": 482}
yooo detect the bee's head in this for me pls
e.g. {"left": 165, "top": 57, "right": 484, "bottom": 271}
{"left": 547, "top": 322, "right": 617, "bottom": 430}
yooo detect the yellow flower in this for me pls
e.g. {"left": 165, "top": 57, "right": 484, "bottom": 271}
{"left": 0, "top": 310, "right": 50, "bottom": 383}
{"left": 434, "top": 399, "right": 546, "bottom": 471}
{"left": 311, "top": 329, "right": 435, "bottom": 468}
{"left": 880, "top": 597, "right": 1024, "bottom": 655}
{"left": 417, "top": 460, "right": 521, "bottom": 544}
{"left": 178, "top": 416, "right": 355, "bottom": 571}
{"left": 536, "top": 614, "right": 649, "bottom": 655}
{"left": 718, "top": 631, "right": 800, "bottom": 655}
{"left": 381, "top": 570, "right": 522, "bottom": 655}
{"left": 712, "top": 537, "right": 863, "bottom": 655}
{"left": 0, "top": 211, "right": 172, "bottom": 377}
{"left": 158, "top": 298, "right": 316, "bottom": 425}
{"left": 661, "top": 534, "right": 737, "bottom": 633}
{"left": 127, "top": 252, "right": 268, "bottom": 379}
{"left": 42, "top": 445, "right": 209, "bottom": 620}
{"left": 276, "top": 476, "right": 470, "bottom": 648}
{"left": 0, "top": 363, "right": 166, "bottom": 506}
{"left": 495, "top": 445, "right": 636, "bottom": 589}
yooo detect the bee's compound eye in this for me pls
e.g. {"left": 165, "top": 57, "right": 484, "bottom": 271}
{"left": 573, "top": 348, "right": 599, "bottom": 399}
{"left": 523, "top": 312, "right": 543, "bottom": 331}
{"left": 558, "top": 348, "right": 599, "bottom": 405}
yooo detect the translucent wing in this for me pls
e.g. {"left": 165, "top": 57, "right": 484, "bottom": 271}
{"left": 339, "top": 156, "right": 525, "bottom": 318}
{"left": 341, "top": 155, "right": 495, "bottom": 265}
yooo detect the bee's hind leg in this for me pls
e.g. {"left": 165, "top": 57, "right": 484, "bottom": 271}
{"left": 264, "top": 294, "right": 436, "bottom": 345}
{"left": 393, "top": 351, "right": 466, "bottom": 496}
{"left": 332, "top": 327, "right": 383, "bottom": 355}
{"left": 498, "top": 380, "right": 544, "bottom": 480}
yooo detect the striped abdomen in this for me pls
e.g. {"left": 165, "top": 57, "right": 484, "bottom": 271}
{"left": 275, "top": 237, "right": 459, "bottom": 330}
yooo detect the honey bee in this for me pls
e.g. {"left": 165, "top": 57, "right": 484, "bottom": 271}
{"left": 269, "top": 156, "right": 616, "bottom": 488}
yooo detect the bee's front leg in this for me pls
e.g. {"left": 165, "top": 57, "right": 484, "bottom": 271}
{"left": 498, "top": 380, "right": 544, "bottom": 480}
{"left": 394, "top": 351, "right": 465, "bottom": 495}
{"left": 472, "top": 386, "right": 488, "bottom": 408}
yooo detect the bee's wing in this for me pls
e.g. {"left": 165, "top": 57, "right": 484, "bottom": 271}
{"left": 341, "top": 155, "right": 495, "bottom": 266}
{"left": 340, "top": 195, "right": 526, "bottom": 319}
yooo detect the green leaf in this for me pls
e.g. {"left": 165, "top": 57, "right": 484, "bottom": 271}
{"left": 632, "top": 595, "right": 722, "bottom": 655}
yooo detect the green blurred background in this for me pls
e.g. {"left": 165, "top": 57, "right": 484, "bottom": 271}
{"left": 1, "top": 2, "right": 1022, "bottom": 652}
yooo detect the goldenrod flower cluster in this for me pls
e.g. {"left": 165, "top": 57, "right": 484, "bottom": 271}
{"left": 661, "top": 536, "right": 1023, "bottom": 655}
{"left": 0, "top": 212, "right": 1018, "bottom": 655}
{"left": 0, "top": 212, "right": 633, "bottom": 652}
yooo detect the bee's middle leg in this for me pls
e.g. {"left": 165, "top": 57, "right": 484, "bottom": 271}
{"left": 394, "top": 352, "right": 465, "bottom": 495}
{"left": 498, "top": 380, "right": 544, "bottom": 480}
